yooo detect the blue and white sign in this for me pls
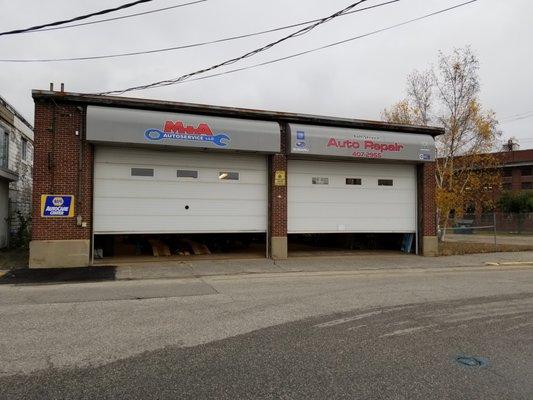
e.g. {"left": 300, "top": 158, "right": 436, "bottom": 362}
{"left": 41, "top": 195, "right": 75, "bottom": 217}
{"left": 86, "top": 106, "right": 281, "bottom": 153}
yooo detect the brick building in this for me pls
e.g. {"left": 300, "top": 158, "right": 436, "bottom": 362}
{"left": 30, "top": 89, "right": 442, "bottom": 268}
{"left": 0, "top": 95, "right": 34, "bottom": 248}
{"left": 497, "top": 148, "right": 533, "bottom": 192}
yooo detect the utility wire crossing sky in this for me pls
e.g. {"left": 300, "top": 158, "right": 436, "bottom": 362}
{"left": 0, "top": 0, "right": 530, "bottom": 147}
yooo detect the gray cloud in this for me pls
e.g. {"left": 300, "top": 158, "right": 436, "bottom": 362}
{"left": 0, "top": 0, "right": 531, "bottom": 148}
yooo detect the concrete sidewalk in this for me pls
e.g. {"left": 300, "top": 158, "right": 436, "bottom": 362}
{"left": 114, "top": 251, "right": 533, "bottom": 280}
{"left": 2, "top": 251, "right": 532, "bottom": 285}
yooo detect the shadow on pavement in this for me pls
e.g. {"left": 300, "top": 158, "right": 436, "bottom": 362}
{"left": 0, "top": 267, "right": 116, "bottom": 285}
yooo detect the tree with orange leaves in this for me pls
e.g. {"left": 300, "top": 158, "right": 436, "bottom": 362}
{"left": 383, "top": 47, "right": 501, "bottom": 238}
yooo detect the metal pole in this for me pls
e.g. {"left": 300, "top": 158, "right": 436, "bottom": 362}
{"left": 493, "top": 211, "right": 497, "bottom": 248}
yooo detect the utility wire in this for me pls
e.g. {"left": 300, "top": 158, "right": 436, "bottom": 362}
{"left": 500, "top": 111, "right": 533, "bottom": 122}
{"left": 16, "top": 0, "right": 207, "bottom": 34}
{"left": 97, "top": 0, "right": 479, "bottom": 95}
{"left": 500, "top": 114, "right": 533, "bottom": 123}
{"left": 0, "top": 0, "right": 155, "bottom": 37}
{"left": 98, "top": 0, "right": 373, "bottom": 95}
{"left": 0, "top": 0, "right": 397, "bottom": 62}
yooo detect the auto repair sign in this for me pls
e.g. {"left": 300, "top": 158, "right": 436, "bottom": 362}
{"left": 290, "top": 124, "right": 435, "bottom": 162}
{"left": 41, "top": 195, "right": 74, "bottom": 217}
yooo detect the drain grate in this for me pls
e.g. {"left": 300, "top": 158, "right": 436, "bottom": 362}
{"left": 456, "top": 356, "right": 487, "bottom": 367}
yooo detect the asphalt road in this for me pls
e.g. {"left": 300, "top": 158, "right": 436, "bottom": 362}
{"left": 0, "top": 266, "right": 532, "bottom": 399}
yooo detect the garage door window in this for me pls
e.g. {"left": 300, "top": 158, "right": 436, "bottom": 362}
{"left": 219, "top": 171, "right": 239, "bottom": 180}
{"left": 345, "top": 178, "right": 362, "bottom": 185}
{"left": 177, "top": 170, "right": 198, "bottom": 179}
{"left": 131, "top": 168, "right": 154, "bottom": 177}
{"left": 312, "top": 177, "right": 329, "bottom": 185}
{"left": 378, "top": 179, "right": 393, "bottom": 186}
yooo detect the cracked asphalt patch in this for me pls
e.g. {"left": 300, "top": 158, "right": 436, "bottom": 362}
{"left": 1, "top": 293, "right": 531, "bottom": 400}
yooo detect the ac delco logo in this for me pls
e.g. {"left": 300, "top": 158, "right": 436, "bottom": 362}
{"left": 145, "top": 120, "right": 230, "bottom": 147}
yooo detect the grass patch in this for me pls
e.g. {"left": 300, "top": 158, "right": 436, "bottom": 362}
{"left": 439, "top": 241, "right": 533, "bottom": 256}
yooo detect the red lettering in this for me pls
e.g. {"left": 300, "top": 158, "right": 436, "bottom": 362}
{"left": 328, "top": 138, "right": 360, "bottom": 149}
{"left": 163, "top": 120, "right": 213, "bottom": 135}
{"left": 364, "top": 140, "right": 404, "bottom": 152}
{"left": 327, "top": 138, "right": 338, "bottom": 147}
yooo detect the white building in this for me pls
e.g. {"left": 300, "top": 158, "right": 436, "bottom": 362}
{"left": 0, "top": 95, "right": 34, "bottom": 248}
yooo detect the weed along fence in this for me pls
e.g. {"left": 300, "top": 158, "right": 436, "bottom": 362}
{"left": 439, "top": 212, "right": 533, "bottom": 254}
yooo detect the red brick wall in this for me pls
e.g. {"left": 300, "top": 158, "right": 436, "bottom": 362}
{"left": 269, "top": 123, "right": 287, "bottom": 238}
{"left": 32, "top": 100, "right": 93, "bottom": 241}
{"left": 31, "top": 99, "right": 438, "bottom": 257}
{"left": 418, "top": 162, "right": 437, "bottom": 238}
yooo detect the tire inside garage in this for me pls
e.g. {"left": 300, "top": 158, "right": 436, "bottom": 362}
{"left": 92, "top": 146, "right": 268, "bottom": 262}
{"left": 287, "top": 159, "right": 417, "bottom": 255}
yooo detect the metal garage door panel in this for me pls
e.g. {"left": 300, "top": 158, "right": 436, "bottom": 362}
{"left": 288, "top": 160, "right": 416, "bottom": 233}
{"left": 93, "top": 146, "right": 267, "bottom": 234}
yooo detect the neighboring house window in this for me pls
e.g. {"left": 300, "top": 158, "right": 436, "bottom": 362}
{"left": 21, "top": 137, "right": 28, "bottom": 161}
{"left": 0, "top": 128, "right": 8, "bottom": 168}
{"left": 522, "top": 182, "right": 532, "bottom": 190}
{"left": 520, "top": 166, "right": 532, "bottom": 176}
{"left": 502, "top": 168, "right": 513, "bottom": 177}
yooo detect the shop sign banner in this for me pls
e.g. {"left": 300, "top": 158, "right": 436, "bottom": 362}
{"left": 41, "top": 195, "right": 74, "bottom": 217}
{"left": 289, "top": 124, "right": 435, "bottom": 162}
{"left": 87, "top": 106, "right": 280, "bottom": 153}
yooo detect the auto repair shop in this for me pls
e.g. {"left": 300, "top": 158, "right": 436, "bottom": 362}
{"left": 29, "top": 89, "right": 442, "bottom": 268}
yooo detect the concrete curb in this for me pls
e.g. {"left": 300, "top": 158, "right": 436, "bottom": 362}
{"left": 484, "top": 261, "right": 533, "bottom": 266}
{"left": 113, "top": 263, "right": 533, "bottom": 282}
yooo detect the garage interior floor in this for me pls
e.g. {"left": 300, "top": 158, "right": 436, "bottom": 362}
{"left": 92, "top": 245, "right": 267, "bottom": 265}
{"left": 92, "top": 233, "right": 412, "bottom": 266}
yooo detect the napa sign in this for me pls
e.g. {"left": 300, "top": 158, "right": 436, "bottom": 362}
{"left": 41, "top": 195, "right": 74, "bottom": 217}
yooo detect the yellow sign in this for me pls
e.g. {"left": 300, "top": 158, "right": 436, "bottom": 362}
{"left": 274, "top": 170, "right": 286, "bottom": 186}
{"left": 41, "top": 195, "right": 75, "bottom": 217}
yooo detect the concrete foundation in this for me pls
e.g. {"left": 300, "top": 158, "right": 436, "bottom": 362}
{"left": 271, "top": 236, "right": 288, "bottom": 259}
{"left": 422, "top": 236, "right": 439, "bottom": 256}
{"left": 29, "top": 239, "right": 90, "bottom": 268}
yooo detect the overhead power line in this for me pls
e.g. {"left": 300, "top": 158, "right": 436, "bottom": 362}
{"left": 0, "top": 0, "right": 155, "bottom": 37}
{"left": 500, "top": 115, "right": 533, "bottom": 123}
{"left": 15, "top": 0, "right": 207, "bottom": 34}
{"left": 98, "top": 0, "right": 373, "bottom": 95}
{"left": 0, "top": 0, "right": 397, "bottom": 63}
{"left": 97, "top": 0, "right": 480, "bottom": 95}
{"left": 500, "top": 111, "right": 533, "bottom": 123}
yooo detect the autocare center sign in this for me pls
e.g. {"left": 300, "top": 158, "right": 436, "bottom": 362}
{"left": 40, "top": 195, "right": 74, "bottom": 217}
{"left": 289, "top": 123, "right": 435, "bottom": 162}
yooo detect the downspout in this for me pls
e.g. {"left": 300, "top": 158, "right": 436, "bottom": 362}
{"left": 76, "top": 106, "right": 85, "bottom": 221}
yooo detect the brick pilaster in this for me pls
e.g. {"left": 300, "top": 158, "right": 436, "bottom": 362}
{"left": 31, "top": 99, "right": 93, "bottom": 241}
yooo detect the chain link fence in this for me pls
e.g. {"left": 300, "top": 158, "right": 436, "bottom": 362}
{"left": 439, "top": 212, "right": 533, "bottom": 251}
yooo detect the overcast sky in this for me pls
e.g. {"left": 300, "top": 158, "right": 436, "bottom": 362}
{"left": 0, "top": 0, "right": 531, "bottom": 149}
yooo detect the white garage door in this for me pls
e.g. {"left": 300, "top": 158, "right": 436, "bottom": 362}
{"left": 93, "top": 146, "right": 267, "bottom": 234}
{"left": 288, "top": 160, "right": 416, "bottom": 233}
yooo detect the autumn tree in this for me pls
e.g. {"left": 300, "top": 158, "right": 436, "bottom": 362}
{"left": 383, "top": 47, "right": 501, "bottom": 236}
